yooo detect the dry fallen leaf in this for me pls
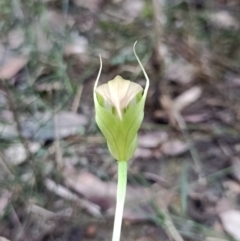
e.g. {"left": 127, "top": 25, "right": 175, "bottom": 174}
{"left": 184, "top": 113, "right": 210, "bottom": 123}
{"left": 161, "top": 139, "right": 188, "bottom": 156}
{"left": 215, "top": 198, "right": 235, "bottom": 214}
{"left": 138, "top": 131, "right": 168, "bottom": 148}
{"left": 63, "top": 167, "right": 171, "bottom": 221}
{"left": 0, "top": 57, "right": 27, "bottom": 80}
{"left": 0, "top": 237, "right": 11, "bottom": 241}
{"left": 134, "top": 147, "right": 154, "bottom": 158}
{"left": 122, "top": 0, "right": 144, "bottom": 21}
{"left": 223, "top": 180, "right": 240, "bottom": 194}
{"left": 0, "top": 124, "right": 18, "bottom": 140}
{"left": 63, "top": 168, "right": 116, "bottom": 210}
{"left": 21, "top": 111, "right": 87, "bottom": 141}
{"left": 64, "top": 32, "right": 88, "bottom": 56}
{"left": 209, "top": 11, "right": 238, "bottom": 29}
{"left": 220, "top": 210, "right": 240, "bottom": 241}
{"left": 164, "top": 59, "right": 199, "bottom": 85}
{"left": 136, "top": 133, "right": 187, "bottom": 158}
{"left": 4, "top": 143, "right": 40, "bottom": 165}
{"left": 160, "top": 86, "right": 202, "bottom": 127}
{"left": 44, "top": 178, "right": 101, "bottom": 217}
{"left": 173, "top": 86, "right": 202, "bottom": 113}
{"left": 54, "top": 111, "right": 87, "bottom": 137}
{"left": 135, "top": 131, "right": 168, "bottom": 159}
{"left": 0, "top": 45, "right": 28, "bottom": 80}
{"left": 229, "top": 76, "right": 240, "bottom": 87}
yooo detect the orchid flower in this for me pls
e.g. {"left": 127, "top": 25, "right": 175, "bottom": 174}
{"left": 93, "top": 42, "right": 149, "bottom": 241}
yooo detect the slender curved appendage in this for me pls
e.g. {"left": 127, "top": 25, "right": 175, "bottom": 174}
{"left": 112, "top": 161, "right": 128, "bottom": 241}
{"left": 133, "top": 41, "right": 150, "bottom": 99}
{"left": 94, "top": 55, "right": 103, "bottom": 91}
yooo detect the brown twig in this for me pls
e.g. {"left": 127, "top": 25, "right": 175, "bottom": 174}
{"left": 152, "top": 0, "right": 164, "bottom": 64}
{"left": 71, "top": 84, "right": 83, "bottom": 113}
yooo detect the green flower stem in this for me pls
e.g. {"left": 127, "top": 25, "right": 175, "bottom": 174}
{"left": 112, "top": 161, "right": 128, "bottom": 241}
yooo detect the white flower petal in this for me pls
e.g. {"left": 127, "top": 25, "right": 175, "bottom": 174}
{"left": 96, "top": 75, "right": 143, "bottom": 119}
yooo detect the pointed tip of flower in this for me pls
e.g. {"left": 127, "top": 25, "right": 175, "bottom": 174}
{"left": 94, "top": 55, "right": 102, "bottom": 91}
{"left": 133, "top": 42, "right": 149, "bottom": 98}
{"left": 134, "top": 41, "right": 138, "bottom": 48}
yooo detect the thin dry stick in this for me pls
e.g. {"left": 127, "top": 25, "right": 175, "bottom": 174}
{"left": 155, "top": 188, "right": 185, "bottom": 241}
{"left": 152, "top": 0, "right": 174, "bottom": 125}
{"left": 10, "top": 206, "right": 29, "bottom": 241}
{"left": 71, "top": 84, "right": 83, "bottom": 113}
{"left": 2, "top": 82, "right": 32, "bottom": 160}
{"left": 152, "top": 0, "right": 164, "bottom": 63}
{"left": 174, "top": 112, "right": 206, "bottom": 185}
{"left": 0, "top": 154, "right": 14, "bottom": 179}
{"left": 44, "top": 178, "right": 101, "bottom": 217}
{"left": 54, "top": 114, "right": 64, "bottom": 170}
{"left": 162, "top": 208, "right": 185, "bottom": 241}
